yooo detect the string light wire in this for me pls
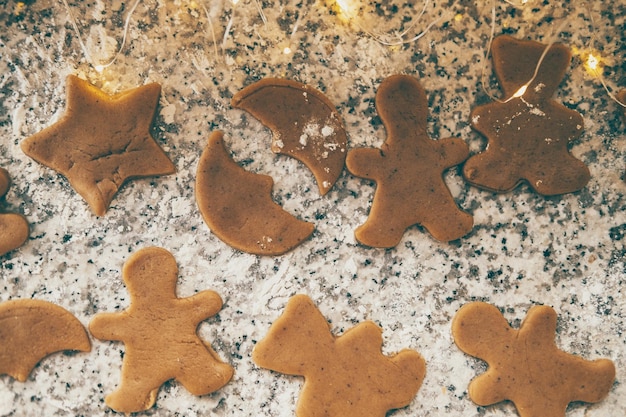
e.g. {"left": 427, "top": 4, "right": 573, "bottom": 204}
{"left": 584, "top": 3, "right": 625, "bottom": 107}
{"left": 335, "top": 0, "right": 446, "bottom": 46}
{"left": 61, "top": 0, "right": 141, "bottom": 72}
{"left": 480, "top": 0, "right": 570, "bottom": 103}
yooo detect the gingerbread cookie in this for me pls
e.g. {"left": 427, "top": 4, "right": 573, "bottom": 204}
{"left": 196, "top": 131, "right": 314, "bottom": 255}
{"left": 21, "top": 75, "right": 175, "bottom": 216}
{"left": 618, "top": 90, "right": 626, "bottom": 121}
{"left": 346, "top": 74, "right": 472, "bottom": 246}
{"left": 232, "top": 78, "right": 347, "bottom": 195}
{"left": 0, "top": 168, "right": 29, "bottom": 256}
{"left": 253, "top": 294, "right": 426, "bottom": 417}
{"left": 0, "top": 299, "right": 90, "bottom": 382}
{"left": 452, "top": 302, "right": 615, "bottom": 417}
{"left": 463, "top": 35, "right": 590, "bottom": 195}
{"left": 89, "top": 247, "right": 233, "bottom": 413}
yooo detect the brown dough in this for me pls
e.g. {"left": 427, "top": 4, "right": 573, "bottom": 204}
{"left": 618, "top": 90, "right": 626, "bottom": 121}
{"left": 253, "top": 294, "right": 426, "bottom": 417}
{"left": 89, "top": 247, "right": 233, "bottom": 413}
{"left": 463, "top": 35, "right": 590, "bottom": 195}
{"left": 0, "top": 299, "right": 91, "bottom": 382}
{"left": 231, "top": 77, "right": 347, "bottom": 195}
{"left": 0, "top": 168, "right": 29, "bottom": 256}
{"left": 452, "top": 302, "right": 615, "bottom": 417}
{"left": 21, "top": 75, "right": 175, "bottom": 216}
{"left": 196, "top": 131, "right": 314, "bottom": 256}
{"left": 346, "top": 74, "right": 472, "bottom": 246}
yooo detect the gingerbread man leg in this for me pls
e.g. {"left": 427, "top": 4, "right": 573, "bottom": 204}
{"left": 176, "top": 343, "right": 235, "bottom": 395}
{"left": 106, "top": 361, "right": 164, "bottom": 412}
{"left": 526, "top": 154, "right": 590, "bottom": 195}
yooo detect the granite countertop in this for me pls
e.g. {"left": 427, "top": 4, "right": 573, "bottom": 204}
{"left": 1, "top": 0, "right": 625, "bottom": 416}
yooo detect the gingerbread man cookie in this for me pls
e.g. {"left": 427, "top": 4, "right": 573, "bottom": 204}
{"left": 21, "top": 75, "right": 175, "bottom": 216}
{"left": 346, "top": 74, "right": 472, "bottom": 246}
{"left": 452, "top": 302, "right": 615, "bottom": 417}
{"left": 0, "top": 168, "right": 29, "bottom": 256}
{"left": 463, "top": 35, "right": 590, "bottom": 195}
{"left": 89, "top": 247, "right": 233, "bottom": 413}
{"left": 253, "top": 294, "right": 426, "bottom": 417}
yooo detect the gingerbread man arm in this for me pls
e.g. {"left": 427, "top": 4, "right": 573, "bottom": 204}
{"left": 437, "top": 137, "right": 470, "bottom": 169}
{"left": 181, "top": 290, "right": 224, "bottom": 324}
{"left": 346, "top": 148, "right": 386, "bottom": 180}
{"left": 89, "top": 312, "right": 131, "bottom": 342}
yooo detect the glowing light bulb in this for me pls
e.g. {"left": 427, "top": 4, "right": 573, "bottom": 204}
{"left": 334, "top": 0, "right": 357, "bottom": 23}
{"left": 584, "top": 52, "right": 601, "bottom": 77}
{"left": 283, "top": 46, "right": 292, "bottom": 55}
{"left": 232, "top": 0, "right": 240, "bottom": 5}
{"left": 512, "top": 84, "right": 528, "bottom": 98}
{"left": 94, "top": 64, "right": 105, "bottom": 73}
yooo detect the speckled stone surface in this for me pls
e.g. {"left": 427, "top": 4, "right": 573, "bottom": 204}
{"left": 1, "top": 0, "right": 625, "bottom": 416}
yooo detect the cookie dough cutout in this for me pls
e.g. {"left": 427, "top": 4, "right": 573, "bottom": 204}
{"left": 452, "top": 302, "right": 615, "bottom": 417}
{"left": 618, "top": 90, "right": 626, "bottom": 121}
{"left": 463, "top": 35, "right": 590, "bottom": 195}
{"left": 89, "top": 247, "right": 233, "bottom": 414}
{"left": 196, "top": 131, "right": 314, "bottom": 256}
{"left": 231, "top": 78, "right": 347, "bottom": 195}
{"left": 21, "top": 75, "right": 175, "bottom": 216}
{"left": 253, "top": 294, "right": 426, "bottom": 417}
{"left": 0, "top": 299, "right": 90, "bottom": 382}
{"left": 0, "top": 168, "right": 29, "bottom": 256}
{"left": 346, "top": 75, "right": 472, "bottom": 246}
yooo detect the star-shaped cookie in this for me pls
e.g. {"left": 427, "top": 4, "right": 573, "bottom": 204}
{"left": 346, "top": 74, "right": 472, "bottom": 246}
{"left": 463, "top": 35, "right": 590, "bottom": 195}
{"left": 89, "top": 247, "right": 233, "bottom": 413}
{"left": 21, "top": 75, "right": 175, "bottom": 216}
{"left": 452, "top": 302, "right": 615, "bottom": 417}
{"left": 253, "top": 294, "right": 426, "bottom": 417}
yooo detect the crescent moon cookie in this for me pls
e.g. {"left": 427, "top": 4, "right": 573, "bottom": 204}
{"left": 231, "top": 77, "right": 347, "bottom": 195}
{"left": 463, "top": 35, "right": 590, "bottom": 195}
{"left": 89, "top": 247, "right": 234, "bottom": 414}
{"left": 0, "top": 299, "right": 91, "bottom": 382}
{"left": 346, "top": 74, "right": 472, "bottom": 247}
{"left": 21, "top": 75, "right": 175, "bottom": 216}
{"left": 0, "top": 168, "right": 29, "bottom": 256}
{"left": 452, "top": 302, "right": 616, "bottom": 417}
{"left": 253, "top": 294, "right": 426, "bottom": 417}
{"left": 196, "top": 131, "right": 314, "bottom": 256}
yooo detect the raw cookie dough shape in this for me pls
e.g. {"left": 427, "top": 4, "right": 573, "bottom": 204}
{"left": 231, "top": 77, "right": 347, "bottom": 195}
{"left": 21, "top": 75, "right": 175, "bottom": 216}
{"left": 0, "top": 168, "right": 29, "bottom": 256}
{"left": 346, "top": 74, "right": 472, "bottom": 246}
{"left": 463, "top": 35, "right": 590, "bottom": 195}
{"left": 253, "top": 294, "right": 426, "bottom": 417}
{"left": 0, "top": 299, "right": 91, "bottom": 382}
{"left": 452, "top": 302, "right": 615, "bottom": 417}
{"left": 196, "top": 131, "right": 314, "bottom": 256}
{"left": 89, "top": 247, "right": 233, "bottom": 413}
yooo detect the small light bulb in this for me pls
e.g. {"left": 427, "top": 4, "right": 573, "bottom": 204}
{"left": 283, "top": 46, "right": 292, "bottom": 55}
{"left": 512, "top": 84, "right": 528, "bottom": 98}
{"left": 94, "top": 64, "right": 105, "bottom": 73}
